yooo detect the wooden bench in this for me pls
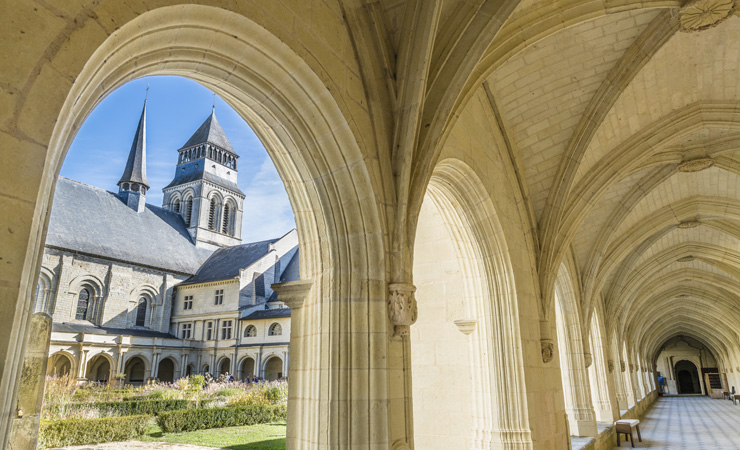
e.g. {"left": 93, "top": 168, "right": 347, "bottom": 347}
{"left": 615, "top": 419, "right": 642, "bottom": 447}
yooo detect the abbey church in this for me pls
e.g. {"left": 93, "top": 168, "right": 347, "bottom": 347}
{"left": 39, "top": 101, "right": 298, "bottom": 384}
{"left": 5, "top": 1, "right": 740, "bottom": 449}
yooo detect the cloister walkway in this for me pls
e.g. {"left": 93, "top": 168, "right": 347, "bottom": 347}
{"left": 613, "top": 396, "right": 740, "bottom": 449}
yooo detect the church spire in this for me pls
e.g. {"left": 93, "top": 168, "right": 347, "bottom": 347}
{"left": 118, "top": 99, "right": 149, "bottom": 213}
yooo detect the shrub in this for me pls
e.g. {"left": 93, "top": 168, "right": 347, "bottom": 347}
{"left": 95, "top": 399, "right": 193, "bottom": 416}
{"left": 188, "top": 375, "right": 205, "bottom": 389}
{"left": 38, "top": 414, "right": 150, "bottom": 449}
{"left": 157, "top": 404, "right": 286, "bottom": 433}
{"left": 44, "top": 399, "right": 193, "bottom": 419}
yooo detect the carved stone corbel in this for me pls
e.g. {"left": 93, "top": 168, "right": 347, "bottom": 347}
{"left": 584, "top": 352, "right": 593, "bottom": 368}
{"left": 541, "top": 339, "right": 554, "bottom": 363}
{"left": 608, "top": 360, "right": 615, "bottom": 373}
{"left": 629, "top": 364, "right": 635, "bottom": 372}
{"left": 271, "top": 280, "right": 313, "bottom": 310}
{"left": 388, "top": 283, "right": 417, "bottom": 337}
{"left": 453, "top": 319, "right": 477, "bottom": 335}
{"left": 620, "top": 361, "right": 626, "bottom": 372}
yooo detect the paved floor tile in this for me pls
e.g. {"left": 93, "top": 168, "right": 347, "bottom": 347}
{"left": 613, "top": 396, "right": 740, "bottom": 449}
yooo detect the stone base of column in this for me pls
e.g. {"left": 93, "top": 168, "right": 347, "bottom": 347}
{"left": 566, "top": 408, "right": 597, "bottom": 437}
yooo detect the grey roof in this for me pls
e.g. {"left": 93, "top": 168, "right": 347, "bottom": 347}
{"left": 181, "top": 110, "right": 235, "bottom": 154}
{"left": 52, "top": 321, "right": 176, "bottom": 339}
{"left": 242, "top": 308, "right": 291, "bottom": 320}
{"left": 46, "top": 178, "right": 213, "bottom": 274}
{"left": 118, "top": 101, "right": 149, "bottom": 187}
{"left": 179, "top": 238, "right": 279, "bottom": 286}
{"left": 163, "top": 168, "right": 244, "bottom": 195}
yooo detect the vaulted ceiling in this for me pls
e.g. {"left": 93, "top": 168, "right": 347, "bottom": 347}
{"left": 368, "top": 0, "right": 740, "bottom": 365}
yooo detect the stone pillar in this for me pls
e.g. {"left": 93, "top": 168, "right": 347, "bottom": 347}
{"left": 77, "top": 348, "right": 89, "bottom": 381}
{"left": 588, "top": 326, "right": 620, "bottom": 422}
{"left": 9, "top": 313, "right": 52, "bottom": 450}
{"left": 613, "top": 362, "right": 629, "bottom": 411}
{"left": 282, "top": 350, "right": 289, "bottom": 379}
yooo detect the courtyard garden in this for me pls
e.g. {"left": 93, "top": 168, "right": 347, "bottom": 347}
{"left": 38, "top": 376, "right": 287, "bottom": 449}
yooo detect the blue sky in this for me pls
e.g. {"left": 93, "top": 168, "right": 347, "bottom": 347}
{"left": 61, "top": 76, "right": 296, "bottom": 242}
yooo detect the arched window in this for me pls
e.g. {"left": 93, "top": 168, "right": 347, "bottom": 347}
{"left": 268, "top": 323, "right": 282, "bottom": 336}
{"left": 244, "top": 325, "right": 257, "bottom": 337}
{"left": 222, "top": 204, "right": 231, "bottom": 234}
{"left": 173, "top": 199, "right": 181, "bottom": 213}
{"left": 208, "top": 198, "right": 218, "bottom": 230}
{"left": 135, "top": 298, "right": 147, "bottom": 326}
{"left": 76, "top": 288, "right": 90, "bottom": 320}
{"left": 185, "top": 197, "right": 193, "bottom": 226}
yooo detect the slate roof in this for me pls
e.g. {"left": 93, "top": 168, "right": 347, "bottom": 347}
{"left": 242, "top": 308, "right": 291, "bottom": 320}
{"left": 181, "top": 110, "right": 235, "bottom": 154}
{"left": 179, "top": 238, "right": 280, "bottom": 286}
{"left": 118, "top": 101, "right": 149, "bottom": 187}
{"left": 52, "top": 321, "right": 177, "bottom": 339}
{"left": 46, "top": 178, "right": 213, "bottom": 274}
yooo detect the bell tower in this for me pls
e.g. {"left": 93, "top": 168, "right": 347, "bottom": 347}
{"left": 162, "top": 109, "right": 245, "bottom": 250}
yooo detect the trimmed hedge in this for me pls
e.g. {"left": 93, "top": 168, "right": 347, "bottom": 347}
{"left": 157, "top": 404, "right": 287, "bottom": 433}
{"left": 45, "top": 399, "right": 193, "bottom": 418}
{"left": 38, "top": 414, "right": 150, "bottom": 449}
{"left": 95, "top": 399, "right": 193, "bottom": 416}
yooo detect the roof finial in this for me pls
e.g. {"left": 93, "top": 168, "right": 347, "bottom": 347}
{"left": 145, "top": 83, "right": 149, "bottom": 102}
{"left": 212, "top": 92, "right": 216, "bottom": 113}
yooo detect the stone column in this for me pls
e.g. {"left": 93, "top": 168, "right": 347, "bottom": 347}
{"left": 613, "top": 361, "right": 629, "bottom": 411}
{"left": 588, "top": 329, "right": 620, "bottom": 422}
{"left": 9, "top": 313, "right": 52, "bottom": 450}
{"left": 77, "top": 349, "right": 89, "bottom": 381}
{"left": 282, "top": 350, "right": 289, "bottom": 379}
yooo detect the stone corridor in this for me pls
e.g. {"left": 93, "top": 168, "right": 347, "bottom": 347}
{"left": 613, "top": 396, "right": 740, "bottom": 449}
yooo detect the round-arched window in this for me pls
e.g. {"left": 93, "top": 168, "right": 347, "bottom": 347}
{"left": 75, "top": 288, "right": 90, "bottom": 320}
{"left": 268, "top": 323, "right": 282, "bottom": 336}
{"left": 244, "top": 325, "right": 257, "bottom": 337}
{"left": 135, "top": 297, "right": 147, "bottom": 327}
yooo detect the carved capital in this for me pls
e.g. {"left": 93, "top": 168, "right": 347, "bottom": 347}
{"left": 608, "top": 360, "right": 615, "bottom": 373}
{"left": 620, "top": 360, "right": 626, "bottom": 372}
{"left": 584, "top": 352, "right": 593, "bottom": 368}
{"left": 388, "top": 283, "right": 417, "bottom": 337}
{"left": 271, "top": 280, "right": 313, "bottom": 310}
{"left": 541, "top": 339, "right": 555, "bottom": 363}
{"left": 629, "top": 363, "right": 635, "bottom": 372}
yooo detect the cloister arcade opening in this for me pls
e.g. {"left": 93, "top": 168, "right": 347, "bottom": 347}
{"left": 46, "top": 353, "right": 73, "bottom": 378}
{"left": 86, "top": 355, "right": 112, "bottom": 383}
{"left": 124, "top": 357, "right": 147, "bottom": 385}
{"left": 675, "top": 360, "right": 701, "bottom": 394}
{"left": 158, "top": 358, "right": 176, "bottom": 383}
{"left": 263, "top": 356, "right": 283, "bottom": 381}
{"left": 240, "top": 357, "right": 255, "bottom": 379}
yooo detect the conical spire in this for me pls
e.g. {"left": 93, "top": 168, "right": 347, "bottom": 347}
{"left": 180, "top": 109, "right": 235, "bottom": 153}
{"left": 118, "top": 100, "right": 149, "bottom": 188}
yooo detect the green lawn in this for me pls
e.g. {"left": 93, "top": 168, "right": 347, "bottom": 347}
{"left": 139, "top": 422, "right": 286, "bottom": 449}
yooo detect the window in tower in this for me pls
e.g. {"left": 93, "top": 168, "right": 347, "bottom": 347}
{"left": 208, "top": 198, "right": 217, "bottom": 230}
{"left": 185, "top": 198, "right": 193, "bottom": 226}
{"left": 135, "top": 297, "right": 147, "bottom": 326}
{"left": 222, "top": 204, "right": 231, "bottom": 234}
{"left": 76, "top": 288, "right": 90, "bottom": 320}
{"left": 173, "top": 199, "right": 181, "bottom": 213}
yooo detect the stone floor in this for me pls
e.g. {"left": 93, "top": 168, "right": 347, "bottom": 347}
{"left": 613, "top": 395, "right": 740, "bottom": 449}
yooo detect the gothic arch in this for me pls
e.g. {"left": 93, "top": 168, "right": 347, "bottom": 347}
{"left": 47, "top": 351, "right": 75, "bottom": 378}
{"left": 12, "top": 4, "right": 389, "bottom": 447}
{"left": 554, "top": 264, "right": 597, "bottom": 437}
{"left": 67, "top": 275, "right": 106, "bottom": 324}
{"left": 412, "top": 158, "right": 533, "bottom": 448}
